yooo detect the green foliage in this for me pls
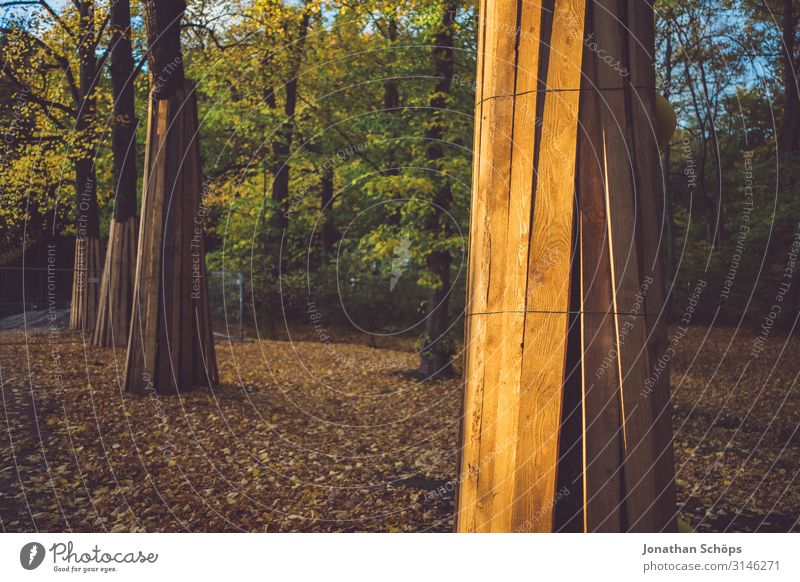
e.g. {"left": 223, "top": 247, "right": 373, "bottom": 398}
{"left": 186, "top": 0, "right": 475, "bottom": 333}
{"left": 656, "top": 0, "right": 800, "bottom": 327}
{"left": 0, "top": 1, "right": 149, "bottom": 244}
{"left": 4, "top": 0, "right": 798, "bottom": 337}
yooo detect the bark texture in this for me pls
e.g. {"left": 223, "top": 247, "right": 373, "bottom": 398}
{"left": 418, "top": 0, "right": 458, "bottom": 380}
{"left": 94, "top": 0, "right": 139, "bottom": 347}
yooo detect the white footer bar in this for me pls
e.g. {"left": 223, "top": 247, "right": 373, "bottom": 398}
{"left": 1, "top": 533, "right": 796, "bottom": 581}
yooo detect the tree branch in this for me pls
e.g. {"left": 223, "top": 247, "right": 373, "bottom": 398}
{"left": 39, "top": 0, "right": 76, "bottom": 39}
{"left": 0, "top": 26, "right": 80, "bottom": 105}
{"left": 93, "top": 7, "right": 111, "bottom": 49}
{"left": 183, "top": 21, "right": 254, "bottom": 51}
{"left": 1, "top": 66, "right": 77, "bottom": 117}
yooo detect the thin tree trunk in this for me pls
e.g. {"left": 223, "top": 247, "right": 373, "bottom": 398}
{"left": 419, "top": 0, "right": 458, "bottom": 380}
{"left": 383, "top": 17, "right": 403, "bottom": 225}
{"left": 697, "top": 60, "right": 724, "bottom": 245}
{"left": 320, "top": 163, "right": 337, "bottom": 256}
{"left": 94, "top": 0, "right": 138, "bottom": 347}
{"left": 260, "top": 8, "right": 311, "bottom": 337}
{"left": 684, "top": 62, "right": 715, "bottom": 245}
{"left": 661, "top": 28, "right": 674, "bottom": 285}
{"left": 383, "top": 18, "right": 399, "bottom": 112}
{"left": 779, "top": 0, "right": 800, "bottom": 154}
{"left": 69, "top": 0, "right": 101, "bottom": 333}
{"left": 271, "top": 9, "right": 311, "bottom": 228}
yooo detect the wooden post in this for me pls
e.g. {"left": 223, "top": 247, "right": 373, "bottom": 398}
{"left": 123, "top": 0, "right": 217, "bottom": 395}
{"left": 69, "top": 235, "right": 102, "bottom": 332}
{"left": 123, "top": 81, "right": 218, "bottom": 395}
{"left": 93, "top": 216, "right": 136, "bottom": 347}
{"left": 456, "top": 0, "right": 676, "bottom": 532}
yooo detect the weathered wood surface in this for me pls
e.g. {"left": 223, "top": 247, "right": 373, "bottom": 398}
{"left": 93, "top": 217, "right": 136, "bottom": 347}
{"left": 124, "top": 80, "right": 218, "bottom": 395}
{"left": 457, "top": 0, "right": 676, "bottom": 532}
{"left": 69, "top": 236, "right": 102, "bottom": 333}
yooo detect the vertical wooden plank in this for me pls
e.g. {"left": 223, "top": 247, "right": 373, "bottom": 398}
{"left": 157, "top": 95, "right": 179, "bottom": 392}
{"left": 577, "top": 23, "right": 624, "bottom": 530}
{"left": 457, "top": 309, "right": 487, "bottom": 531}
{"left": 471, "top": 95, "right": 513, "bottom": 528}
{"left": 482, "top": 0, "right": 521, "bottom": 100}
{"left": 125, "top": 98, "right": 155, "bottom": 393}
{"left": 593, "top": 0, "right": 660, "bottom": 531}
{"left": 93, "top": 220, "right": 111, "bottom": 345}
{"left": 459, "top": 0, "right": 521, "bottom": 531}
{"left": 455, "top": 0, "right": 489, "bottom": 532}
{"left": 511, "top": 312, "right": 568, "bottom": 531}
{"left": 483, "top": 0, "right": 545, "bottom": 530}
{"left": 168, "top": 85, "right": 186, "bottom": 392}
{"left": 120, "top": 217, "right": 135, "bottom": 345}
{"left": 186, "top": 83, "right": 203, "bottom": 386}
{"left": 177, "top": 86, "right": 193, "bottom": 389}
{"left": 144, "top": 98, "right": 169, "bottom": 385}
{"left": 510, "top": 0, "right": 585, "bottom": 532}
{"left": 459, "top": 0, "right": 587, "bottom": 533}
{"left": 627, "top": 0, "right": 677, "bottom": 532}
{"left": 471, "top": 0, "right": 540, "bottom": 533}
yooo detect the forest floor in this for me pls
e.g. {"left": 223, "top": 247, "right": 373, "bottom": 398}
{"left": 0, "top": 324, "right": 798, "bottom": 532}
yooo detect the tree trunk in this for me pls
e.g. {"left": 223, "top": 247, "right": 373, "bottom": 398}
{"left": 418, "top": 0, "right": 458, "bottom": 380}
{"left": 141, "top": 0, "right": 185, "bottom": 100}
{"left": 681, "top": 59, "right": 718, "bottom": 245}
{"left": 419, "top": 251, "right": 453, "bottom": 378}
{"left": 456, "top": 0, "right": 675, "bottom": 533}
{"left": 271, "top": 10, "right": 310, "bottom": 227}
{"left": 383, "top": 18, "right": 400, "bottom": 112}
{"left": 94, "top": 0, "right": 138, "bottom": 347}
{"left": 69, "top": 0, "right": 101, "bottom": 333}
{"left": 259, "top": 8, "right": 311, "bottom": 338}
{"left": 320, "top": 163, "right": 337, "bottom": 256}
{"left": 661, "top": 28, "right": 675, "bottom": 286}
{"left": 383, "top": 17, "right": 403, "bottom": 226}
{"left": 697, "top": 60, "right": 724, "bottom": 245}
{"left": 124, "top": 0, "right": 217, "bottom": 395}
{"left": 779, "top": 0, "right": 800, "bottom": 154}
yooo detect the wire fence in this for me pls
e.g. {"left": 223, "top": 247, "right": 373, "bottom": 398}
{"left": 208, "top": 271, "right": 245, "bottom": 342}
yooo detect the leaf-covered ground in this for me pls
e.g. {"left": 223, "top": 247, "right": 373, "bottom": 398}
{"left": 0, "top": 325, "right": 798, "bottom": 532}
{"left": 670, "top": 326, "right": 800, "bottom": 532}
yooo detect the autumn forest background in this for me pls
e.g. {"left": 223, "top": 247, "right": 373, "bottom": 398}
{"left": 1, "top": 0, "right": 799, "bottom": 532}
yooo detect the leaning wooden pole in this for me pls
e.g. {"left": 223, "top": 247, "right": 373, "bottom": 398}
{"left": 456, "top": 0, "right": 676, "bottom": 532}
{"left": 123, "top": 0, "right": 217, "bottom": 395}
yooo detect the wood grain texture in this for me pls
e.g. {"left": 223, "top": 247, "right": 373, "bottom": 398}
{"left": 69, "top": 236, "right": 102, "bottom": 332}
{"left": 93, "top": 216, "right": 136, "bottom": 347}
{"left": 457, "top": 0, "right": 676, "bottom": 532}
{"left": 458, "top": 0, "right": 585, "bottom": 533}
{"left": 626, "top": 0, "right": 677, "bottom": 532}
{"left": 509, "top": 0, "right": 586, "bottom": 532}
{"left": 576, "top": 30, "right": 624, "bottom": 531}
{"left": 124, "top": 80, "right": 217, "bottom": 396}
